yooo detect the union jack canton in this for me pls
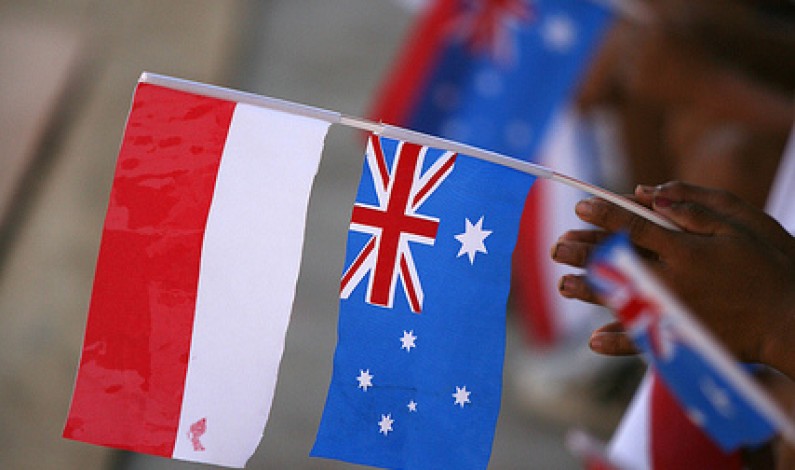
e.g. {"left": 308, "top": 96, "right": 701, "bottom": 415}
{"left": 340, "top": 136, "right": 456, "bottom": 313}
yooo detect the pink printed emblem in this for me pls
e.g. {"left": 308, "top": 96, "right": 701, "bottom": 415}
{"left": 188, "top": 417, "right": 207, "bottom": 451}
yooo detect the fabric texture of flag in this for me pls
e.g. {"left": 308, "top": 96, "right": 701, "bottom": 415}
{"left": 369, "top": 0, "right": 614, "bottom": 346}
{"left": 587, "top": 233, "right": 795, "bottom": 453}
{"left": 63, "top": 81, "right": 330, "bottom": 467}
{"left": 311, "top": 135, "right": 534, "bottom": 469}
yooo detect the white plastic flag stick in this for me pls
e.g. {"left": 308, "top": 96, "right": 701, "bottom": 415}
{"left": 140, "top": 72, "right": 680, "bottom": 231}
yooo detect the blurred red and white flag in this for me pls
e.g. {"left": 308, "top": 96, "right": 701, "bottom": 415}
{"left": 63, "top": 77, "right": 330, "bottom": 467}
{"left": 607, "top": 372, "right": 743, "bottom": 470}
{"left": 566, "top": 427, "right": 627, "bottom": 470}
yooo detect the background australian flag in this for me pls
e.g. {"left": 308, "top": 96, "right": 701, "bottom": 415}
{"left": 369, "top": 0, "right": 612, "bottom": 161}
{"left": 311, "top": 135, "right": 535, "bottom": 469}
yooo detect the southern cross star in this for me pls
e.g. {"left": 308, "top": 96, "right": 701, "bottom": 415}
{"left": 378, "top": 413, "right": 394, "bottom": 436}
{"left": 453, "top": 385, "right": 471, "bottom": 408}
{"left": 400, "top": 330, "right": 417, "bottom": 352}
{"left": 357, "top": 369, "right": 374, "bottom": 392}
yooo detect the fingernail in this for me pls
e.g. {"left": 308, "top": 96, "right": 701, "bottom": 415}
{"left": 654, "top": 196, "right": 673, "bottom": 208}
{"left": 636, "top": 184, "right": 654, "bottom": 195}
{"left": 575, "top": 199, "right": 593, "bottom": 217}
{"left": 589, "top": 334, "right": 603, "bottom": 351}
{"left": 552, "top": 242, "right": 572, "bottom": 261}
{"left": 558, "top": 276, "right": 574, "bottom": 295}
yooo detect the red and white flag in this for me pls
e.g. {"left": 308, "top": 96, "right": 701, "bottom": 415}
{"left": 63, "top": 77, "right": 330, "bottom": 467}
{"left": 607, "top": 372, "right": 742, "bottom": 470}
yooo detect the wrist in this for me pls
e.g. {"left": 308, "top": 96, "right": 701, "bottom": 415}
{"left": 759, "top": 293, "right": 795, "bottom": 380}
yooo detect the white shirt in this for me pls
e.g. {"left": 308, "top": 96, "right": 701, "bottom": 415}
{"left": 766, "top": 124, "right": 795, "bottom": 232}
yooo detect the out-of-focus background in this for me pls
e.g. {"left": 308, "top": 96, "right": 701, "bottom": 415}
{"left": 2, "top": 0, "right": 794, "bottom": 468}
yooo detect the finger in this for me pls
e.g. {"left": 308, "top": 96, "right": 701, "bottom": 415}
{"left": 654, "top": 181, "right": 770, "bottom": 232}
{"left": 655, "top": 181, "right": 744, "bottom": 215}
{"left": 575, "top": 197, "right": 674, "bottom": 254}
{"left": 589, "top": 322, "right": 639, "bottom": 356}
{"left": 551, "top": 238, "right": 597, "bottom": 268}
{"left": 558, "top": 229, "right": 612, "bottom": 245}
{"left": 651, "top": 197, "right": 731, "bottom": 236}
{"left": 558, "top": 274, "right": 600, "bottom": 305}
{"left": 657, "top": 181, "right": 795, "bottom": 256}
{"left": 592, "top": 321, "right": 627, "bottom": 334}
{"left": 634, "top": 184, "right": 656, "bottom": 207}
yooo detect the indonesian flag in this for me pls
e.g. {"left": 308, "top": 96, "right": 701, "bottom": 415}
{"left": 63, "top": 77, "right": 330, "bottom": 467}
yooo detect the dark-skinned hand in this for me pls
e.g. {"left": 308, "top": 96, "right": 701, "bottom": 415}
{"left": 551, "top": 181, "right": 795, "bottom": 380}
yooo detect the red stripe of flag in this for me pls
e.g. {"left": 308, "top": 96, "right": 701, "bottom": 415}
{"left": 512, "top": 181, "right": 556, "bottom": 347}
{"left": 399, "top": 254, "right": 421, "bottom": 314}
{"left": 372, "top": 135, "right": 391, "bottom": 190}
{"left": 63, "top": 83, "right": 236, "bottom": 455}
{"left": 341, "top": 237, "right": 376, "bottom": 293}
{"left": 412, "top": 154, "right": 456, "bottom": 208}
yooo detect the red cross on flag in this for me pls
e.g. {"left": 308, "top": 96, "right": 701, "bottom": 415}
{"left": 339, "top": 136, "right": 456, "bottom": 313}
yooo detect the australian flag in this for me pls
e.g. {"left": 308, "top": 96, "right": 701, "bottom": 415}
{"left": 311, "top": 135, "right": 534, "bottom": 469}
{"left": 587, "top": 233, "right": 795, "bottom": 452}
{"left": 369, "top": 0, "right": 612, "bottom": 159}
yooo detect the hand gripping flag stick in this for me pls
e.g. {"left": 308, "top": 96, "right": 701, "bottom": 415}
{"left": 140, "top": 72, "right": 679, "bottom": 232}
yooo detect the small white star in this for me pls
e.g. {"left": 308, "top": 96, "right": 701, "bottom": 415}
{"left": 455, "top": 217, "right": 492, "bottom": 264}
{"left": 700, "top": 376, "right": 733, "bottom": 417}
{"left": 687, "top": 407, "right": 706, "bottom": 426}
{"left": 407, "top": 400, "right": 418, "bottom": 412}
{"left": 541, "top": 14, "right": 577, "bottom": 52}
{"left": 505, "top": 119, "right": 534, "bottom": 150}
{"left": 440, "top": 117, "right": 470, "bottom": 142}
{"left": 453, "top": 385, "right": 471, "bottom": 408}
{"left": 400, "top": 330, "right": 417, "bottom": 352}
{"left": 378, "top": 414, "right": 394, "bottom": 436}
{"left": 474, "top": 69, "right": 503, "bottom": 97}
{"left": 357, "top": 369, "right": 374, "bottom": 392}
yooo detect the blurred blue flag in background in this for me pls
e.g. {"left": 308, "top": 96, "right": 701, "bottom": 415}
{"left": 370, "top": 0, "right": 612, "bottom": 158}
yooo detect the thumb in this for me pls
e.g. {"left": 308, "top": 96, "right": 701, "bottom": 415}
{"left": 652, "top": 195, "right": 732, "bottom": 236}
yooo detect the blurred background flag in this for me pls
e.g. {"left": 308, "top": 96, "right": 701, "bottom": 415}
{"left": 312, "top": 135, "right": 535, "bottom": 469}
{"left": 564, "top": 428, "right": 626, "bottom": 470}
{"left": 369, "top": 0, "right": 615, "bottom": 347}
{"left": 598, "top": 372, "right": 745, "bottom": 470}
{"left": 587, "top": 233, "right": 795, "bottom": 454}
{"left": 63, "top": 79, "right": 330, "bottom": 467}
